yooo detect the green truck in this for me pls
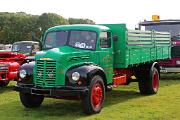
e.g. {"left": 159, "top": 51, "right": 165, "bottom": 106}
{"left": 14, "top": 24, "right": 171, "bottom": 114}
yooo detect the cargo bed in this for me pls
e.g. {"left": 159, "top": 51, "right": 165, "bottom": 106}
{"left": 103, "top": 24, "right": 171, "bottom": 68}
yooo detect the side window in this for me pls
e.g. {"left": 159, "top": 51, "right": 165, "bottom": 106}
{"left": 100, "top": 32, "right": 111, "bottom": 48}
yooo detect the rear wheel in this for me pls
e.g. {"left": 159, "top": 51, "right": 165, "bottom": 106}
{"left": 0, "top": 80, "right": 9, "bottom": 87}
{"left": 20, "top": 92, "right": 44, "bottom": 108}
{"left": 82, "top": 75, "right": 105, "bottom": 114}
{"left": 138, "top": 67, "right": 159, "bottom": 94}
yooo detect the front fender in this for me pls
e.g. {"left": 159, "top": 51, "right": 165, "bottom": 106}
{"left": 25, "top": 56, "right": 35, "bottom": 63}
{"left": 66, "top": 64, "right": 107, "bottom": 86}
{"left": 18, "top": 61, "right": 35, "bottom": 84}
{"left": 151, "top": 62, "right": 160, "bottom": 78}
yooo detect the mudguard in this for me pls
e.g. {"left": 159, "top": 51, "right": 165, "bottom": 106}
{"left": 66, "top": 64, "right": 107, "bottom": 86}
{"left": 151, "top": 62, "right": 160, "bottom": 71}
{"left": 151, "top": 62, "right": 160, "bottom": 78}
{"left": 25, "top": 56, "right": 35, "bottom": 63}
{"left": 18, "top": 61, "right": 35, "bottom": 84}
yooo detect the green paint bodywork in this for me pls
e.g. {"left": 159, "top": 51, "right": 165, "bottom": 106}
{"left": 34, "top": 46, "right": 101, "bottom": 87}
{"left": 34, "top": 24, "right": 171, "bottom": 88}
{"left": 34, "top": 25, "right": 113, "bottom": 87}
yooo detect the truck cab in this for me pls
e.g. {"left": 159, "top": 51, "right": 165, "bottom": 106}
{"left": 34, "top": 25, "right": 113, "bottom": 86}
{"left": 159, "top": 35, "right": 180, "bottom": 72}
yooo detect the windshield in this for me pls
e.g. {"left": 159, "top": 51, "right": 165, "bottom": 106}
{"left": 172, "top": 35, "right": 180, "bottom": 41}
{"left": 44, "top": 30, "right": 97, "bottom": 50}
{"left": 44, "top": 31, "right": 68, "bottom": 49}
{"left": 172, "top": 46, "right": 180, "bottom": 57}
{"left": 143, "top": 24, "right": 180, "bottom": 37}
{"left": 12, "top": 43, "right": 32, "bottom": 54}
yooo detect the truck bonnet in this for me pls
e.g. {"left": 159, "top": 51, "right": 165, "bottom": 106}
{"left": 0, "top": 51, "right": 26, "bottom": 62}
{"left": 35, "top": 46, "right": 93, "bottom": 65}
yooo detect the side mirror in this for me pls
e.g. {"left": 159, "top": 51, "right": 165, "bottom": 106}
{"left": 113, "top": 35, "right": 118, "bottom": 41}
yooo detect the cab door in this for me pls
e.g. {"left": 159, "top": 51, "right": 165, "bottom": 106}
{"left": 99, "top": 31, "right": 113, "bottom": 84}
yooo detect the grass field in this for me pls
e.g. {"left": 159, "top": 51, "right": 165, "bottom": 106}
{"left": 0, "top": 74, "right": 180, "bottom": 120}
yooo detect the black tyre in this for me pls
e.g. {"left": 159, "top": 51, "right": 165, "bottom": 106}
{"left": 20, "top": 92, "right": 44, "bottom": 108}
{"left": 82, "top": 75, "right": 105, "bottom": 114}
{"left": 0, "top": 80, "right": 9, "bottom": 87}
{"left": 138, "top": 67, "right": 159, "bottom": 94}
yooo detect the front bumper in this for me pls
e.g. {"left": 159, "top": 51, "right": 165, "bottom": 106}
{"left": 160, "top": 67, "right": 180, "bottom": 73}
{"left": 14, "top": 83, "right": 89, "bottom": 97}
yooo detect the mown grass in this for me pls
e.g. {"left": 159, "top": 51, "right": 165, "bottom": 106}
{"left": 0, "top": 74, "right": 180, "bottom": 120}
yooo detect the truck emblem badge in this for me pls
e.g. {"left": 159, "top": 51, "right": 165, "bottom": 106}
{"left": 47, "top": 71, "right": 54, "bottom": 77}
{"left": 37, "top": 71, "right": 43, "bottom": 77}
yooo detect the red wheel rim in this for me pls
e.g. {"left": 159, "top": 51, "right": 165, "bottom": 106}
{"left": 91, "top": 82, "right": 103, "bottom": 109}
{"left": 153, "top": 71, "right": 159, "bottom": 92}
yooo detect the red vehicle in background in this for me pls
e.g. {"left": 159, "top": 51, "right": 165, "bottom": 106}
{"left": 139, "top": 15, "right": 180, "bottom": 73}
{"left": 0, "top": 41, "right": 40, "bottom": 87}
{"left": 158, "top": 35, "right": 180, "bottom": 73}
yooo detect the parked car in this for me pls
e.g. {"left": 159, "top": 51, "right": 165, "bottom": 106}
{"left": 0, "top": 41, "right": 40, "bottom": 87}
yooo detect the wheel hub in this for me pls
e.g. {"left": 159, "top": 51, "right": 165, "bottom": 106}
{"left": 91, "top": 83, "right": 103, "bottom": 108}
{"left": 153, "top": 71, "right": 159, "bottom": 92}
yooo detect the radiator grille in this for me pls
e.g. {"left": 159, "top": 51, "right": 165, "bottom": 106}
{"left": 35, "top": 60, "right": 57, "bottom": 87}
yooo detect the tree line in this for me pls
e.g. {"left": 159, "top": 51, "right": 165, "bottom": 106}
{"left": 0, "top": 12, "right": 95, "bottom": 44}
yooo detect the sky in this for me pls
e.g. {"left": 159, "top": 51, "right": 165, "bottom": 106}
{"left": 0, "top": 0, "right": 180, "bottom": 28}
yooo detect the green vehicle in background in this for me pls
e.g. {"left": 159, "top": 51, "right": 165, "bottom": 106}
{"left": 14, "top": 24, "right": 171, "bottom": 114}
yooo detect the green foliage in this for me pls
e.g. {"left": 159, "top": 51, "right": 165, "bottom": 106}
{"left": 0, "top": 12, "right": 40, "bottom": 43}
{"left": 0, "top": 12, "right": 95, "bottom": 44}
{"left": 38, "top": 13, "right": 69, "bottom": 34}
{"left": 68, "top": 18, "right": 95, "bottom": 24}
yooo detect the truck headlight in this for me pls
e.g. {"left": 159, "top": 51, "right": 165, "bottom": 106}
{"left": 72, "top": 72, "right": 80, "bottom": 81}
{"left": 19, "top": 69, "right": 27, "bottom": 79}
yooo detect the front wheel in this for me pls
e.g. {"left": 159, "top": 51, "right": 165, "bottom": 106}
{"left": 138, "top": 67, "right": 159, "bottom": 94}
{"left": 82, "top": 75, "right": 105, "bottom": 114}
{"left": 0, "top": 80, "right": 9, "bottom": 87}
{"left": 20, "top": 92, "right": 44, "bottom": 108}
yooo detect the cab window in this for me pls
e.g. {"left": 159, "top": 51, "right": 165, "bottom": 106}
{"left": 100, "top": 32, "right": 111, "bottom": 48}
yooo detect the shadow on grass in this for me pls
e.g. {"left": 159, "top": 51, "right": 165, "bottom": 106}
{"left": 105, "top": 89, "right": 141, "bottom": 106}
{"left": 1, "top": 80, "right": 180, "bottom": 119}
{"left": 39, "top": 90, "right": 142, "bottom": 117}
{"left": 0, "top": 89, "right": 143, "bottom": 119}
{"left": 0, "top": 84, "right": 14, "bottom": 94}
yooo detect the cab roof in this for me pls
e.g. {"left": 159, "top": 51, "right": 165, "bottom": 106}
{"left": 13, "top": 41, "right": 39, "bottom": 44}
{"left": 139, "top": 20, "right": 180, "bottom": 26}
{"left": 47, "top": 24, "right": 110, "bottom": 32}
